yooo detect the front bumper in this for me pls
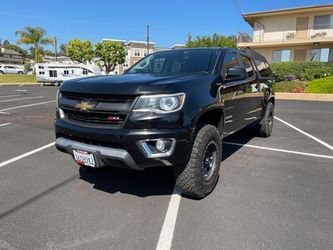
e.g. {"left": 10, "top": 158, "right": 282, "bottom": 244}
{"left": 55, "top": 119, "right": 194, "bottom": 169}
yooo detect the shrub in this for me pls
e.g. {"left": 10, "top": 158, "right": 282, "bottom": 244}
{"left": 270, "top": 62, "right": 333, "bottom": 82}
{"left": 274, "top": 81, "right": 307, "bottom": 93}
{"left": 305, "top": 76, "right": 333, "bottom": 94}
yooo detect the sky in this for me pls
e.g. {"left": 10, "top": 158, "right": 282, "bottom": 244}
{"left": 1, "top": 0, "right": 332, "bottom": 50}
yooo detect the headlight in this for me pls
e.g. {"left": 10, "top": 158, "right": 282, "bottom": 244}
{"left": 130, "top": 93, "right": 185, "bottom": 121}
{"left": 133, "top": 93, "right": 185, "bottom": 114}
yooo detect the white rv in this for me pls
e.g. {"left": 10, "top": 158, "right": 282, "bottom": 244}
{"left": 35, "top": 63, "right": 102, "bottom": 86}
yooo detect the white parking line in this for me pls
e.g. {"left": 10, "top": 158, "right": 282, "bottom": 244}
{"left": 275, "top": 116, "right": 333, "bottom": 151}
{"left": 0, "top": 142, "right": 55, "bottom": 168}
{"left": 14, "top": 89, "right": 28, "bottom": 92}
{"left": 0, "top": 96, "right": 44, "bottom": 103}
{"left": 0, "top": 94, "right": 21, "bottom": 98}
{"left": 223, "top": 142, "right": 333, "bottom": 159}
{"left": 0, "top": 100, "right": 56, "bottom": 112}
{"left": 0, "top": 123, "right": 11, "bottom": 127}
{"left": 156, "top": 186, "right": 182, "bottom": 250}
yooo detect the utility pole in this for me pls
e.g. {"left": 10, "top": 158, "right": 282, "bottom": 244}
{"left": 146, "top": 24, "right": 150, "bottom": 55}
{"left": 54, "top": 37, "right": 57, "bottom": 61}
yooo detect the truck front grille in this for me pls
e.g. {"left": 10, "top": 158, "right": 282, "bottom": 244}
{"left": 59, "top": 91, "right": 137, "bottom": 128}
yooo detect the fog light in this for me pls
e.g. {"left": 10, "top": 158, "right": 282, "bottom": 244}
{"left": 156, "top": 139, "right": 166, "bottom": 152}
{"left": 138, "top": 138, "right": 176, "bottom": 158}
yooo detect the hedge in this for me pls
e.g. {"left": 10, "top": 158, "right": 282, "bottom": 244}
{"left": 270, "top": 62, "right": 333, "bottom": 82}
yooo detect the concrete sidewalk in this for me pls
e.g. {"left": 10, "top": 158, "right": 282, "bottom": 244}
{"left": 276, "top": 93, "right": 333, "bottom": 102}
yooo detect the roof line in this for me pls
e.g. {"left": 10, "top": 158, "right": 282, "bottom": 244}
{"left": 242, "top": 3, "right": 333, "bottom": 17}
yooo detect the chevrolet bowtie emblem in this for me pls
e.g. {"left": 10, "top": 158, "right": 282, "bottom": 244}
{"left": 75, "top": 101, "right": 96, "bottom": 111}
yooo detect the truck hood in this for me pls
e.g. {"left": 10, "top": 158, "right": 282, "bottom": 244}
{"left": 60, "top": 74, "right": 205, "bottom": 95}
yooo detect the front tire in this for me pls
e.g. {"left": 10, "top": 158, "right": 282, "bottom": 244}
{"left": 175, "top": 125, "right": 222, "bottom": 199}
{"left": 18, "top": 71, "right": 24, "bottom": 75}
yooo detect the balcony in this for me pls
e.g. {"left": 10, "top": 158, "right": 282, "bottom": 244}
{"left": 238, "top": 30, "right": 333, "bottom": 48}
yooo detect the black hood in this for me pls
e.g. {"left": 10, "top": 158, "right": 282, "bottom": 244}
{"left": 60, "top": 74, "right": 206, "bottom": 95}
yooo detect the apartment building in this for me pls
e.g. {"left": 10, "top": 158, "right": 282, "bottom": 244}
{"left": 237, "top": 4, "right": 333, "bottom": 63}
{"left": 0, "top": 47, "right": 23, "bottom": 64}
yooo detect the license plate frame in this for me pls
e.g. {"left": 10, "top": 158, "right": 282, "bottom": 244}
{"left": 73, "top": 149, "right": 97, "bottom": 167}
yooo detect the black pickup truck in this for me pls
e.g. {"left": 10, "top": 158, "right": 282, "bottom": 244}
{"left": 55, "top": 48, "right": 275, "bottom": 198}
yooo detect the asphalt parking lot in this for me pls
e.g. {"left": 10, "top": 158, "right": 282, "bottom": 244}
{"left": 0, "top": 85, "right": 332, "bottom": 250}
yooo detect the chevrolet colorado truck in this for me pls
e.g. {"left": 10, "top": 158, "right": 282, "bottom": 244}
{"left": 55, "top": 48, "right": 275, "bottom": 198}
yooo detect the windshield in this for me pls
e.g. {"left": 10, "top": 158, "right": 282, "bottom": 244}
{"left": 127, "top": 49, "right": 219, "bottom": 75}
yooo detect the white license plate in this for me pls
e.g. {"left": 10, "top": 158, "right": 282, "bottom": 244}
{"left": 73, "top": 149, "right": 96, "bottom": 167}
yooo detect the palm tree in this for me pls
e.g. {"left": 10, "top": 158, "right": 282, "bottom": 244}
{"left": 15, "top": 26, "right": 54, "bottom": 63}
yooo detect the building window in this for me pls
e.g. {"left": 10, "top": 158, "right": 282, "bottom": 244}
{"left": 311, "top": 48, "right": 330, "bottom": 62}
{"left": 272, "top": 50, "right": 291, "bottom": 62}
{"left": 39, "top": 71, "right": 45, "bottom": 75}
{"left": 83, "top": 70, "right": 88, "bottom": 75}
{"left": 64, "top": 70, "right": 69, "bottom": 75}
{"left": 313, "top": 15, "right": 331, "bottom": 29}
{"left": 144, "top": 50, "right": 147, "bottom": 56}
{"left": 134, "top": 49, "right": 140, "bottom": 56}
{"left": 38, "top": 66, "right": 44, "bottom": 69}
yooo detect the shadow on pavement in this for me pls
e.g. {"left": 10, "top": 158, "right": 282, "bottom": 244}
{"left": 79, "top": 165, "right": 175, "bottom": 197}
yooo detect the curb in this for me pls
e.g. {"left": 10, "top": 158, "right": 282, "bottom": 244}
{"left": 0, "top": 83, "right": 39, "bottom": 86}
{"left": 276, "top": 93, "right": 333, "bottom": 102}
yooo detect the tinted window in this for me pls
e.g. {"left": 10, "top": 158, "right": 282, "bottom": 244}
{"left": 240, "top": 55, "right": 254, "bottom": 78}
{"left": 222, "top": 52, "right": 240, "bottom": 78}
{"left": 128, "top": 50, "right": 219, "bottom": 75}
{"left": 254, "top": 59, "right": 271, "bottom": 78}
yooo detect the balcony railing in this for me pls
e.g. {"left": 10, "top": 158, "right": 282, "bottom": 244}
{"left": 238, "top": 30, "right": 333, "bottom": 45}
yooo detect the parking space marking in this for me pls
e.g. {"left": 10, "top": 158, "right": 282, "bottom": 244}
{"left": 223, "top": 142, "right": 333, "bottom": 159}
{"left": 275, "top": 116, "right": 333, "bottom": 151}
{"left": 156, "top": 186, "right": 182, "bottom": 250}
{"left": 0, "top": 111, "right": 11, "bottom": 115}
{"left": 0, "top": 142, "right": 55, "bottom": 169}
{"left": 14, "top": 89, "right": 28, "bottom": 92}
{"left": 0, "top": 100, "right": 56, "bottom": 112}
{"left": 0, "top": 95, "right": 21, "bottom": 98}
{"left": 0, "top": 96, "right": 44, "bottom": 103}
{"left": 0, "top": 123, "right": 11, "bottom": 127}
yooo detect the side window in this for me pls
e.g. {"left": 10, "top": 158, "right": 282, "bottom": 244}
{"left": 222, "top": 52, "right": 240, "bottom": 79}
{"left": 254, "top": 59, "right": 272, "bottom": 78}
{"left": 240, "top": 55, "right": 254, "bottom": 78}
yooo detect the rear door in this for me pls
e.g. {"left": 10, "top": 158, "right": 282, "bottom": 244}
{"left": 238, "top": 53, "right": 262, "bottom": 123}
{"left": 220, "top": 51, "right": 255, "bottom": 134}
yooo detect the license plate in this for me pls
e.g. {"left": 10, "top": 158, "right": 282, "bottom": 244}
{"left": 73, "top": 149, "right": 96, "bottom": 167}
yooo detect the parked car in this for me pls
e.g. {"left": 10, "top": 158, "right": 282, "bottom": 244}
{"left": 0, "top": 65, "right": 24, "bottom": 74}
{"left": 55, "top": 48, "right": 275, "bottom": 199}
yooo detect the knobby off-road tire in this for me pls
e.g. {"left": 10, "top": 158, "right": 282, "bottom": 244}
{"left": 175, "top": 125, "right": 222, "bottom": 199}
{"left": 257, "top": 102, "right": 274, "bottom": 137}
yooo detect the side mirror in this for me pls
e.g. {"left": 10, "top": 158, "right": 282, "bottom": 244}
{"left": 226, "top": 67, "right": 247, "bottom": 81}
{"left": 123, "top": 69, "right": 129, "bottom": 74}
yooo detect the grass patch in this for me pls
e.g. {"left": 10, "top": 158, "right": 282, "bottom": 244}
{"left": 305, "top": 76, "right": 333, "bottom": 94}
{"left": 0, "top": 74, "right": 36, "bottom": 83}
{"left": 275, "top": 81, "right": 307, "bottom": 93}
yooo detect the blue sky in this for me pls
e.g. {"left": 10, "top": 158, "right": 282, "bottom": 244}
{"left": 0, "top": 0, "right": 332, "bottom": 49}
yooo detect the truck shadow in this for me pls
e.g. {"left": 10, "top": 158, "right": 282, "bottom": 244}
{"left": 79, "top": 126, "right": 255, "bottom": 198}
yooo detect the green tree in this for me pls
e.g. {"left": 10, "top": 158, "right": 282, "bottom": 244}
{"left": 15, "top": 26, "right": 54, "bottom": 63}
{"left": 65, "top": 39, "right": 94, "bottom": 63}
{"left": 237, "top": 32, "right": 252, "bottom": 43}
{"left": 59, "top": 43, "right": 67, "bottom": 56}
{"left": 3, "top": 40, "right": 10, "bottom": 46}
{"left": 185, "top": 33, "right": 237, "bottom": 48}
{"left": 95, "top": 41, "right": 126, "bottom": 74}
